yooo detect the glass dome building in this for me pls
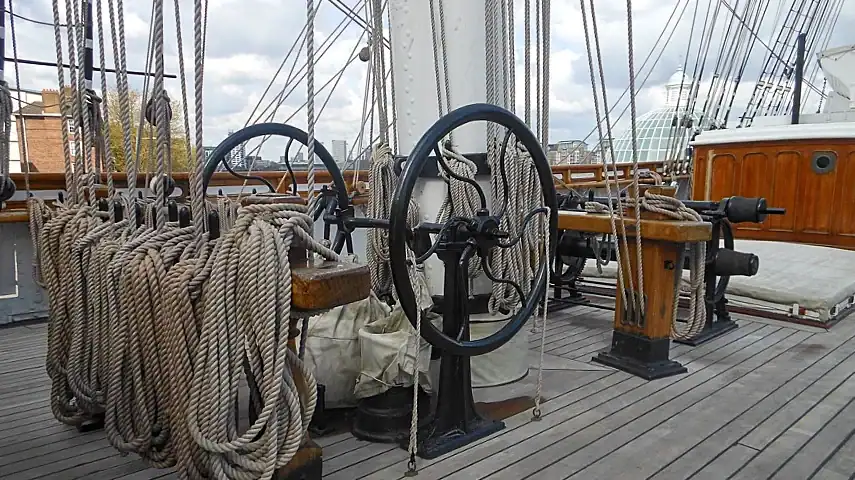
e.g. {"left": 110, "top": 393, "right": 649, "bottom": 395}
{"left": 610, "top": 67, "right": 700, "bottom": 163}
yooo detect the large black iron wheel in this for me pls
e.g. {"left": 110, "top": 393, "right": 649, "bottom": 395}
{"left": 707, "top": 218, "right": 735, "bottom": 304}
{"left": 201, "top": 122, "right": 355, "bottom": 254}
{"left": 554, "top": 230, "right": 589, "bottom": 285}
{"left": 388, "top": 103, "right": 558, "bottom": 357}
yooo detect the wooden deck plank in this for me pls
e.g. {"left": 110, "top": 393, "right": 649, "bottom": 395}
{"left": 361, "top": 321, "right": 768, "bottom": 480}
{"left": 547, "top": 331, "right": 611, "bottom": 357}
{"left": 565, "top": 319, "right": 855, "bottom": 480}
{"left": 492, "top": 328, "right": 806, "bottom": 480}
{"left": 329, "top": 370, "right": 627, "bottom": 480}
{"left": 76, "top": 458, "right": 152, "bottom": 479}
{"left": 689, "top": 444, "right": 759, "bottom": 480}
{"left": 769, "top": 397, "right": 855, "bottom": 479}
{"left": 3, "top": 308, "right": 855, "bottom": 480}
{"left": 810, "top": 429, "right": 855, "bottom": 480}
{"left": 730, "top": 372, "right": 855, "bottom": 479}
{"left": 3, "top": 440, "right": 118, "bottom": 479}
{"left": 740, "top": 352, "right": 855, "bottom": 450}
{"left": 643, "top": 320, "right": 855, "bottom": 480}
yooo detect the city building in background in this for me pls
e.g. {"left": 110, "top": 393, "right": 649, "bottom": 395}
{"left": 331, "top": 139, "right": 348, "bottom": 164}
{"left": 586, "top": 137, "right": 614, "bottom": 164}
{"left": 547, "top": 140, "right": 589, "bottom": 165}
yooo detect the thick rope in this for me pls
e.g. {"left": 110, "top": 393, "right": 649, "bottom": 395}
{"left": 435, "top": 143, "right": 483, "bottom": 278}
{"left": 152, "top": 0, "right": 168, "bottom": 228}
{"left": 634, "top": 192, "right": 707, "bottom": 339}
{"left": 50, "top": 0, "right": 76, "bottom": 204}
{"left": 586, "top": 0, "right": 637, "bottom": 321}
{"left": 579, "top": 0, "right": 632, "bottom": 317}
{"left": 366, "top": 143, "right": 395, "bottom": 296}
{"left": 187, "top": 203, "right": 330, "bottom": 480}
{"left": 162, "top": 234, "right": 216, "bottom": 478}
{"left": 43, "top": 207, "right": 96, "bottom": 426}
{"left": 625, "top": 0, "right": 646, "bottom": 322}
{"left": 306, "top": 0, "right": 317, "bottom": 217}
{"left": 192, "top": 0, "right": 207, "bottom": 234}
{"left": 104, "top": 224, "right": 196, "bottom": 468}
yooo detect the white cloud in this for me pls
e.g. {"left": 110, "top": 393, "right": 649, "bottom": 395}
{"left": 12, "top": 0, "right": 854, "bottom": 163}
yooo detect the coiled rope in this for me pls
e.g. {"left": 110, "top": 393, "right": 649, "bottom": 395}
{"left": 585, "top": 189, "right": 708, "bottom": 340}
{"left": 366, "top": 142, "right": 396, "bottom": 296}
{"left": 187, "top": 202, "right": 331, "bottom": 479}
{"left": 632, "top": 191, "right": 707, "bottom": 340}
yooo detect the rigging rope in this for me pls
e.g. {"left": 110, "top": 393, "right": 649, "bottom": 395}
{"left": 585, "top": 0, "right": 637, "bottom": 319}
{"left": 579, "top": 0, "right": 631, "bottom": 318}
{"left": 624, "top": 0, "right": 646, "bottom": 324}
{"left": 306, "top": 0, "right": 318, "bottom": 217}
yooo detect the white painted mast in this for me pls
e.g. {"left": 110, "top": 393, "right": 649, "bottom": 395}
{"left": 388, "top": 0, "right": 507, "bottom": 297}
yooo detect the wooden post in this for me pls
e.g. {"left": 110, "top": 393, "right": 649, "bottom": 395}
{"left": 273, "top": 318, "right": 324, "bottom": 480}
{"left": 557, "top": 190, "right": 711, "bottom": 380}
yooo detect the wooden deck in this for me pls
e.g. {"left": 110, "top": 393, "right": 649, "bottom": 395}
{"left": 2, "top": 306, "right": 855, "bottom": 479}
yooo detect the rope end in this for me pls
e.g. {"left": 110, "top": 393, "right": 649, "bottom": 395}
{"left": 406, "top": 456, "right": 419, "bottom": 476}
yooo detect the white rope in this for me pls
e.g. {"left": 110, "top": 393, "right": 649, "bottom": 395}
{"left": 371, "top": 0, "right": 388, "bottom": 145}
{"left": 634, "top": 192, "right": 707, "bottom": 340}
{"left": 583, "top": 0, "right": 636, "bottom": 321}
{"left": 406, "top": 253, "right": 426, "bottom": 475}
{"left": 50, "top": 0, "right": 76, "bottom": 204}
{"left": 306, "top": 0, "right": 317, "bottom": 217}
{"left": 366, "top": 143, "right": 395, "bottom": 295}
{"left": 188, "top": 203, "right": 331, "bottom": 479}
{"left": 107, "top": 0, "right": 138, "bottom": 204}
{"left": 539, "top": 0, "right": 550, "bottom": 151}
{"left": 532, "top": 205, "right": 550, "bottom": 420}
{"left": 625, "top": 0, "right": 646, "bottom": 323}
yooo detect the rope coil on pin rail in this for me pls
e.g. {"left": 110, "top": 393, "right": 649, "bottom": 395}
{"left": 630, "top": 191, "right": 707, "bottom": 339}
{"left": 184, "top": 203, "right": 335, "bottom": 479}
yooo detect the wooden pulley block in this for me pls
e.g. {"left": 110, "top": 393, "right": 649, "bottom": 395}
{"left": 291, "top": 257, "right": 370, "bottom": 313}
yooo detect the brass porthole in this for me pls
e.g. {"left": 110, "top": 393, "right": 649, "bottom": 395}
{"left": 811, "top": 151, "right": 837, "bottom": 175}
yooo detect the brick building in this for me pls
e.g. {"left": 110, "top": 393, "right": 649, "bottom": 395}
{"left": 13, "top": 88, "right": 77, "bottom": 173}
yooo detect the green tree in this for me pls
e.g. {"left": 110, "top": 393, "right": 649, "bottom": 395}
{"left": 104, "top": 88, "right": 194, "bottom": 173}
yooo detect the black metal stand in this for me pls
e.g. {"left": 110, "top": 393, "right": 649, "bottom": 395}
{"left": 593, "top": 330, "right": 687, "bottom": 380}
{"left": 352, "top": 386, "right": 431, "bottom": 443}
{"left": 398, "top": 234, "right": 504, "bottom": 459}
{"left": 673, "top": 220, "right": 745, "bottom": 346}
{"left": 77, "top": 412, "right": 105, "bottom": 433}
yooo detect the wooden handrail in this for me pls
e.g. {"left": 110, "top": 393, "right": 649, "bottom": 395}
{"left": 1, "top": 160, "right": 687, "bottom": 223}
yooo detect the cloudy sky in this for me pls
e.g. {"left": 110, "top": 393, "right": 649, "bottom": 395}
{"left": 10, "top": 0, "right": 853, "bottom": 161}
